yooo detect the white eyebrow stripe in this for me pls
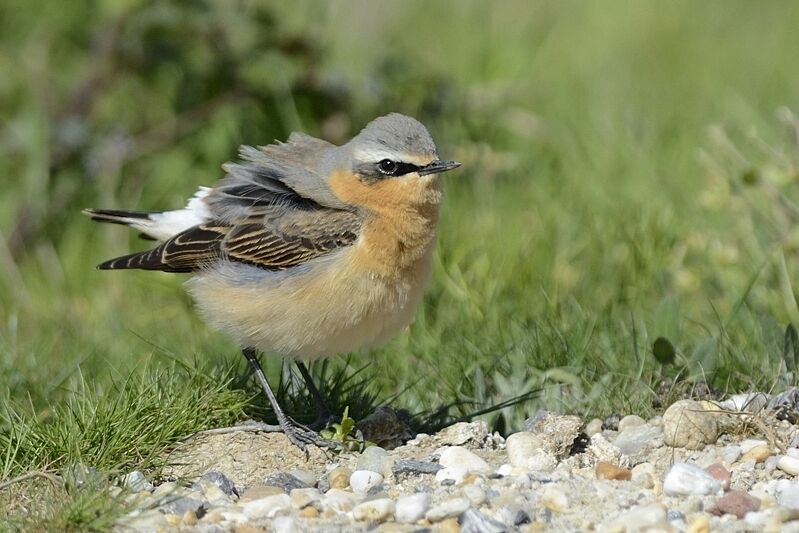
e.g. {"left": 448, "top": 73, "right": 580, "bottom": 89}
{"left": 352, "top": 148, "right": 436, "bottom": 166}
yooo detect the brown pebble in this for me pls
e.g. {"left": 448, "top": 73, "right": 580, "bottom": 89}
{"left": 705, "top": 463, "right": 732, "bottom": 491}
{"left": 741, "top": 444, "right": 770, "bottom": 464}
{"left": 164, "top": 514, "right": 181, "bottom": 526}
{"left": 234, "top": 526, "right": 266, "bottom": 533}
{"left": 203, "top": 510, "right": 223, "bottom": 523}
{"left": 239, "top": 484, "right": 285, "bottom": 502}
{"left": 299, "top": 506, "right": 319, "bottom": 518}
{"left": 438, "top": 517, "right": 461, "bottom": 533}
{"left": 596, "top": 461, "right": 632, "bottom": 481}
{"left": 686, "top": 514, "right": 710, "bottom": 533}
{"left": 328, "top": 467, "right": 352, "bottom": 489}
{"left": 182, "top": 509, "right": 198, "bottom": 526}
{"left": 708, "top": 490, "right": 760, "bottom": 519}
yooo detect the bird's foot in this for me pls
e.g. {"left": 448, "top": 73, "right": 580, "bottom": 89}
{"left": 278, "top": 415, "right": 340, "bottom": 453}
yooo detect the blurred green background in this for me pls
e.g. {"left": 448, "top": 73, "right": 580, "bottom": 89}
{"left": 4, "top": 0, "right": 799, "bottom": 440}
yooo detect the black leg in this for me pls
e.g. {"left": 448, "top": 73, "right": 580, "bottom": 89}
{"left": 295, "top": 361, "right": 333, "bottom": 429}
{"left": 241, "top": 347, "right": 334, "bottom": 452}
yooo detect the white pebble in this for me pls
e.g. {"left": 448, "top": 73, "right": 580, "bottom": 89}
{"left": 540, "top": 486, "right": 569, "bottom": 512}
{"left": 241, "top": 493, "right": 290, "bottom": 519}
{"left": 739, "top": 439, "right": 769, "bottom": 453}
{"left": 720, "top": 445, "right": 742, "bottom": 465}
{"left": 606, "top": 503, "right": 667, "bottom": 531}
{"left": 435, "top": 465, "right": 469, "bottom": 484}
{"left": 662, "top": 400, "right": 718, "bottom": 450}
{"left": 506, "top": 433, "right": 557, "bottom": 472}
{"left": 777, "top": 482, "right": 799, "bottom": 509}
{"left": 321, "top": 489, "right": 360, "bottom": 514}
{"left": 439, "top": 446, "right": 491, "bottom": 473}
{"left": 787, "top": 448, "right": 799, "bottom": 459}
{"left": 617, "top": 414, "right": 646, "bottom": 432}
{"left": 778, "top": 456, "right": 799, "bottom": 476}
{"left": 349, "top": 470, "right": 384, "bottom": 494}
{"left": 663, "top": 462, "right": 721, "bottom": 496}
{"left": 352, "top": 498, "right": 395, "bottom": 523}
{"left": 462, "top": 484, "right": 486, "bottom": 506}
{"left": 272, "top": 516, "right": 297, "bottom": 533}
{"left": 585, "top": 418, "right": 604, "bottom": 436}
{"left": 395, "top": 492, "right": 430, "bottom": 523}
{"left": 425, "top": 497, "right": 470, "bottom": 522}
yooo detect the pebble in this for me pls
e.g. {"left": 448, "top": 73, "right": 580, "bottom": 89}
{"left": 438, "top": 517, "right": 461, "bottom": 533}
{"left": 425, "top": 497, "right": 470, "bottom": 522}
{"left": 289, "top": 487, "right": 321, "bottom": 509}
{"left": 436, "top": 421, "right": 490, "bottom": 446}
{"left": 263, "top": 472, "right": 308, "bottom": 492}
{"left": 741, "top": 444, "right": 771, "bottom": 463}
{"left": 612, "top": 424, "right": 663, "bottom": 456}
{"left": 196, "top": 471, "right": 237, "bottom": 496}
{"left": 739, "top": 439, "right": 769, "bottom": 453}
{"left": 357, "top": 446, "right": 391, "bottom": 475}
{"left": 776, "top": 481, "right": 799, "bottom": 509}
{"left": 240, "top": 493, "right": 290, "bottom": 519}
{"left": 708, "top": 490, "right": 761, "bottom": 518}
{"left": 505, "top": 433, "right": 557, "bottom": 471}
{"left": 350, "top": 470, "right": 384, "bottom": 494}
{"left": 394, "top": 492, "right": 430, "bottom": 523}
{"left": 705, "top": 463, "right": 732, "bottom": 491}
{"left": 603, "top": 413, "right": 622, "bottom": 431}
{"left": 617, "top": 414, "right": 646, "bottom": 432}
{"left": 321, "top": 488, "right": 360, "bottom": 513}
{"left": 523, "top": 411, "right": 584, "bottom": 456}
{"left": 585, "top": 418, "right": 603, "bottom": 436}
{"left": 460, "top": 508, "right": 507, "bottom": 533}
{"left": 686, "top": 513, "right": 710, "bottom": 533}
{"left": 393, "top": 459, "right": 442, "bottom": 475}
{"left": 439, "top": 446, "right": 491, "bottom": 473}
{"left": 663, "top": 462, "right": 721, "bottom": 496}
{"left": 124, "top": 471, "right": 153, "bottom": 493}
{"left": 193, "top": 480, "right": 232, "bottom": 506}
{"left": 662, "top": 400, "right": 719, "bottom": 449}
{"left": 778, "top": 455, "right": 799, "bottom": 475}
{"left": 596, "top": 462, "right": 632, "bottom": 481}
{"left": 606, "top": 503, "right": 667, "bottom": 530}
{"left": 239, "top": 484, "right": 285, "bottom": 502}
{"left": 352, "top": 498, "right": 395, "bottom": 523}
{"left": 159, "top": 496, "right": 207, "bottom": 517}
{"left": 720, "top": 445, "right": 742, "bottom": 465}
{"left": 462, "top": 484, "right": 486, "bottom": 505}
{"left": 540, "top": 486, "right": 569, "bottom": 512}
{"left": 327, "top": 467, "right": 351, "bottom": 489}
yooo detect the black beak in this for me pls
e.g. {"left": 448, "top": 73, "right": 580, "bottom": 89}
{"left": 418, "top": 160, "right": 461, "bottom": 176}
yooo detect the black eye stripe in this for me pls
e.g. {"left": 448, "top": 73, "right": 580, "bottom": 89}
{"left": 380, "top": 161, "right": 420, "bottom": 177}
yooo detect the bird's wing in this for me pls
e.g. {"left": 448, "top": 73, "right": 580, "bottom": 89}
{"left": 205, "top": 133, "right": 346, "bottom": 221}
{"left": 97, "top": 209, "right": 361, "bottom": 273}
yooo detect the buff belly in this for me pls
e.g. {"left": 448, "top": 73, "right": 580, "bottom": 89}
{"left": 185, "top": 244, "right": 434, "bottom": 360}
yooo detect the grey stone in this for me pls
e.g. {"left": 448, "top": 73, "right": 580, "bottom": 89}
{"left": 263, "top": 472, "right": 309, "bottom": 492}
{"left": 65, "top": 463, "right": 103, "bottom": 490}
{"left": 195, "top": 471, "right": 237, "bottom": 496}
{"left": 393, "top": 459, "right": 443, "bottom": 475}
{"left": 426, "top": 497, "right": 470, "bottom": 522}
{"left": 436, "top": 421, "right": 490, "bottom": 446}
{"left": 124, "top": 471, "right": 154, "bottom": 493}
{"left": 356, "top": 446, "right": 390, "bottom": 475}
{"left": 613, "top": 424, "right": 663, "bottom": 456}
{"left": 603, "top": 413, "right": 622, "bottom": 431}
{"left": 523, "top": 411, "right": 584, "bottom": 457}
{"left": 158, "top": 496, "right": 207, "bottom": 517}
{"left": 460, "top": 508, "right": 508, "bottom": 533}
{"left": 395, "top": 492, "right": 431, "bottom": 523}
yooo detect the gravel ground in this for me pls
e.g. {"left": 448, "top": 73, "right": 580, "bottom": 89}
{"left": 111, "top": 390, "right": 799, "bottom": 532}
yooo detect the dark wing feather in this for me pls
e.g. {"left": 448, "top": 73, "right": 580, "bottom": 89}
{"left": 97, "top": 211, "right": 360, "bottom": 273}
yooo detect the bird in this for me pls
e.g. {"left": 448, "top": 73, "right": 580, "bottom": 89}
{"left": 83, "top": 113, "right": 461, "bottom": 450}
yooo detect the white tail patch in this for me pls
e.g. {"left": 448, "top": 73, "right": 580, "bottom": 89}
{"left": 136, "top": 187, "right": 213, "bottom": 241}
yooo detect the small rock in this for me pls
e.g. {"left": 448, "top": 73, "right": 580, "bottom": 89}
{"left": 124, "top": 471, "right": 154, "bottom": 493}
{"left": 65, "top": 463, "right": 103, "bottom": 489}
{"left": 768, "top": 387, "right": 799, "bottom": 423}
{"left": 286, "top": 469, "right": 316, "bottom": 487}
{"left": 606, "top": 503, "right": 667, "bottom": 531}
{"left": 632, "top": 462, "right": 656, "bottom": 489}
{"left": 505, "top": 433, "right": 557, "bottom": 472}
{"left": 263, "top": 472, "right": 308, "bottom": 492}
{"left": 777, "top": 482, "right": 799, "bottom": 509}
{"left": 393, "top": 459, "right": 442, "bottom": 476}
{"left": 321, "top": 488, "right": 360, "bottom": 514}
{"left": 662, "top": 400, "right": 719, "bottom": 449}
{"left": 435, "top": 465, "right": 470, "bottom": 484}
{"left": 778, "top": 456, "right": 799, "bottom": 476}
{"left": 352, "top": 498, "right": 395, "bottom": 523}
{"left": 350, "top": 470, "right": 384, "bottom": 494}
{"left": 460, "top": 508, "right": 506, "bottom": 533}
{"left": 617, "top": 414, "right": 646, "bottom": 432}
{"left": 193, "top": 480, "right": 232, "bottom": 506}
{"left": 395, "top": 492, "right": 430, "bottom": 523}
{"left": 587, "top": 433, "right": 629, "bottom": 468}
{"left": 439, "top": 446, "right": 491, "bottom": 473}
{"left": 357, "top": 446, "right": 391, "bottom": 475}
{"left": 241, "top": 493, "right": 291, "bottom": 519}
{"left": 585, "top": 418, "right": 603, "bottom": 436}
{"left": 273, "top": 516, "right": 298, "bottom": 533}
{"left": 327, "top": 467, "right": 351, "bottom": 489}
{"left": 239, "top": 484, "right": 285, "bottom": 502}
{"left": 436, "top": 421, "right": 490, "bottom": 446}
{"left": 705, "top": 463, "right": 731, "bottom": 491}
{"left": 686, "top": 513, "right": 710, "bottom": 533}
{"left": 739, "top": 439, "right": 768, "bottom": 453}
{"left": 602, "top": 413, "right": 622, "bottom": 431}
{"left": 358, "top": 407, "right": 414, "bottom": 449}
{"left": 613, "top": 424, "right": 663, "bottom": 456}
{"left": 523, "top": 411, "right": 584, "bottom": 456}
{"left": 663, "top": 462, "right": 721, "bottom": 496}
{"left": 708, "top": 490, "right": 761, "bottom": 518}
{"left": 159, "top": 496, "right": 207, "bottom": 517}
{"left": 289, "top": 487, "right": 321, "bottom": 509}
{"left": 720, "top": 445, "right": 742, "bottom": 465}
{"left": 197, "top": 471, "right": 237, "bottom": 496}
{"left": 741, "top": 444, "right": 771, "bottom": 463}
{"left": 719, "top": 392, "right": 770, "bottom": 412}
{"left": 298, "top": 506, "right": 319, "bottom": 519}
{"left": 540, "top": 486, "right": 569, "bottom": 512}
{"left": 596, "top": 462, "right": 632, "bottom": 481}
{"left": 462, "top": 484, "right": 486, "bottom": 506}
{"left": 425, "top": 497, "right": 470, "bottom": 522}
{"left": 439, "top": 517, "right": 461, "bottom": 533}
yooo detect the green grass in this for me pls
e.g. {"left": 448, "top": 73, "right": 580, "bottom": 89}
{"left": 4, "top": 0, "right": 799, "bottom": 527}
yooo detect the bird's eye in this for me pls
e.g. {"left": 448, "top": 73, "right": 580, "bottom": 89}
{"left": 377, "top": 159, "right": 397, "bottom": 175}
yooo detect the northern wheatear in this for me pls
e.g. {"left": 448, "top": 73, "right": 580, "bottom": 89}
{"left": 84, "top": 113, "right": 460, "bottom": 450}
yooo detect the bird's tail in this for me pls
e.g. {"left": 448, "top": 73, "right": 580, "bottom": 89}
{"left": 82, "top": 208, "right": 162, "bottom": 240}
